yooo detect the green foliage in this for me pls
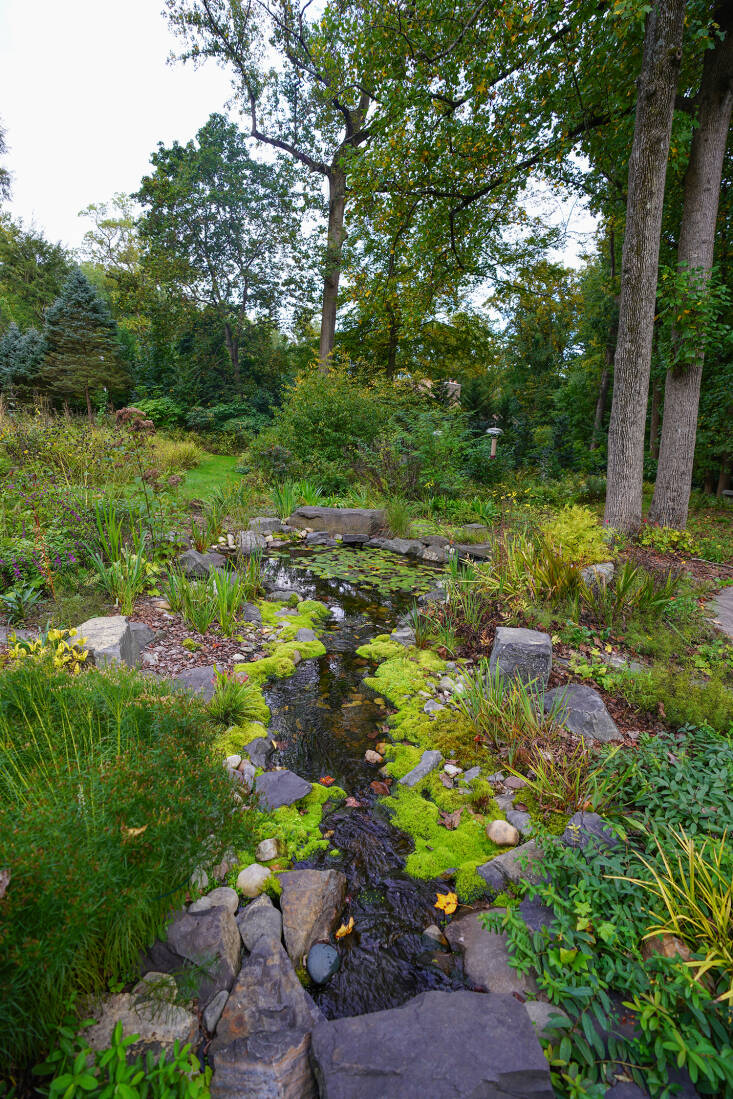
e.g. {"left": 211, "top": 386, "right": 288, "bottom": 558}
{"left": 150, "top": 436, "right": 203, "bottom": 473}
{"left": 271, "top": 481, "right": 299, "bottom": 520}
{"left": 541, "top": 505, "right": 610, "bottom": 566}
{"left": 0, "top": 660, "right": 251, "bottom": 1071}
{"left": 206, "top": 668, "right": 268, "bottom": 727}
{"left": 638, "top": 523, "right": 700, "bottom": 555}
{"left": 0, "top": 578, "right": 44, "bottom": 623}
{"left": 386, "top": 497, "right": 412, "bottom": 537}
{"left": 7, "top": 625, "right": 90, "bottom": 676}
{"left": 90, "top": 544, "right": 154, "bottom": 615}
{"left": 618, "top": 665, "right": 733, "bottom": 735}
{"left": 455, "top": 661, "right": 564, "bottom": 763}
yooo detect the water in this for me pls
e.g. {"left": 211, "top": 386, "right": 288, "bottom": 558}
{"left": 260, "top": 549, "right": 463, "bottom": 1017}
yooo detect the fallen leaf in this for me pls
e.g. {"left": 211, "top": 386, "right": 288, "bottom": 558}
{"left": 434, "top": 892, "right": 458, "bottom": 915}
{"left": 370, "top": 780, "right": 391, "bottom": 796}
{"left": 439, "top": 808, "right": 464, "bottom": 830}
{"left": 345, "top": 796, "right": 361, "bottom": 808}
{"left": 121, "top": 824, "right": 148, "bottom": 838}
{"left": 0, "top": 868, "right": 10, "bottom": 899}
{"left": 319, "top": 775, "right": 336, "bottom": 786}
{"left": 335, "top": 916, "right": 355, "bottom": 939}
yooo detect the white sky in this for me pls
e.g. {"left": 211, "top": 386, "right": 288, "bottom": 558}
{"left": 0, "top": 0, "right": 597, "bottom": 265}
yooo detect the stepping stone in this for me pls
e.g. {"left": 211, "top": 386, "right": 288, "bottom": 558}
{"left": 279, "top": 868, "right": 347, "bottom": 965}
{"left": 446, "top": 911, "right": 539, "bottom": 996}
{"left": 399, "top": 749, "right": 443, "bottom": 787}
{"left": 489, "top": 626, "right": 552, "bottom": 688}
{"left": 237, "top": 895, "right": 283, "bottom": 950}
{"left": 176, "top": 549, "right": 226, "bottom": 577}
{"left": 544, "top": 684, "right": 619, "bottom": 742}
{"left": 255, "top": 770, "right": 312, "bottom": 810}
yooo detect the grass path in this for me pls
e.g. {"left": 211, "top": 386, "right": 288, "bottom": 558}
{"left": 180, "top": 453, "right": 240, "bottom": 500}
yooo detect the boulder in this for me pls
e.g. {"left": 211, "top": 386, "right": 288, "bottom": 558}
{"left": 76, "top": 616, "right": 151, "bottom": 668}
{"left": 248, "top": 517, "right": 285, "bottom": 534}
{"left": 236, "top": 863, "right": 272, "bottom": 898}
{"left": 418, "top": 585, "right": 447, "bottom": 605}
{"left": 287, "top": 506, "right": 386, "bottom": 538}
{"left": 477, "top": 839, "right": 545, "bottom": 892}
{"left": 295, "top": 627, "right": 317, "bottom": 643}
{"left": 188, "top": 886, "right": 239, "bottom": 915}
{"left": 581, "top": 561, "right": 615, "bottom": 588}
{"left": 203, "top": 988, "right": 229, "bottom": 1034}
{"left": 390, "top": 626, "right": 416, "bottom": 647}
{"left": 445, "top": 911, "right": 538, "bottom": 996}
{"left": 255, "top": 770, "right": 312, "bottom": 810}
{"left": 305, "top": 531, "right": 337, "bottom": 546}
{"left": 486, "top": 819, "right": 520, "bottom": 846}
{"left": 399, "top": 749, "right": 443, "bottom": 787}
{"left": 210, "top": 1030, "right": 318, "bottom": 1099}
{"left": 243, "top": 736, "right": 275, "bottom": 770}
{"left": 489, "top": 626, "right": 552, "bottom": 688}
{"left": 310, "top": 989, "right": 554, "bottom": 1098}
{"left": 266, "top": 588, "right": 301, "bottom": 603}
{"left": 544, "top": 684, "right": 619, "bottom": 743}
{"left": 236, "top": 531, "right": 267, "bottom": 555}
{"left": 176, "top": 549, "right": 226, "bottom": 577}
{"left": 237, "top": 894, "right": 283, "bottom": 951}
{"left": 453, "top": 542, "right": 493, "bottom": 561}
{"left": 166, "top": 907, "right": 241, "bottom": 1007}
{"left": 422, "top": 535, "right": 450, "bottom": 548}
{"left": 561, "top": 811, "right": 621, "bottom": 852}
{"left": 241, "top": 602, "right": 262, "bottom": 624}
{"left": 85, "top": 972, "right": 198, "bottom": 1061}
{"left": 173, "top": 664, "right": 216, "bottom": 701}
{"left": 506, "top": 808, "right": 533, "bottom": 837}
{"left": 418, "top": 543, "right": 448, "bottom": 563}
{"left": 279, "top": 868, "right": 347, "bottom": 965}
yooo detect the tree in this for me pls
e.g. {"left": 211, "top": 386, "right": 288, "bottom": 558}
{"left": 603, "top": 0, "right": 685, "bottom": 533}
{"left": 0, "top": 216, "right": 74, "bottom": 331}
{"left": 0, "top": 121, "right": 10, "bottom": 204}
{"left": 0, "top": 323, "right": 44, "bottom": 391}
{"left": 648, "top": 4, "right": 733, "bottom": 528}
{"left": 40, "top": 270, "right": 130, "bottom": 418}
{"left": 137, "top": 114, "right": 302, "bottom": 394}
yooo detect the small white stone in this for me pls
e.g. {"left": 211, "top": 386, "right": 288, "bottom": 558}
{"left": 255, "top": 838, "right": 282, "bottom": 862}
{"left": 236, "top": 863, "right": 272, "bottom": 898}
{"left": 225, "top": 754, "right": 242, "bottom": 769}
{"left": 365, "top": 749, "right": 383, "bottom": 764}
{"left": 189, "top": 886, "right": 239, "bottom": 915}
{"left": 486, "top": 819, "right": 520, "bottom": 847}
{"left": 443, "top": 764, "right": 463, "bottom": 778}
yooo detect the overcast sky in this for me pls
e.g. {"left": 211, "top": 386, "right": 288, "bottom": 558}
{"left": 0, "top": 0, "right": 596, "bottom": 264}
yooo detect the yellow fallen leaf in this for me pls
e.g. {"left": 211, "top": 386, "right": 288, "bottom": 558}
{"left": 121, "top": 824, "right": 148, "bottom": 838}
{"left": 335, "top": 916, "right": 355, "bottom": 939}
{"left": 434, "top": 892, "right": 458, "bottom": 915}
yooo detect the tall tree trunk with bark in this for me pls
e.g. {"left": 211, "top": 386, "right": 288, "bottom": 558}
{"left": 223, "top": 322, "right": 241, "bottom": 395}
{"left": 648, "top": 8, "right": 733, "bottom": 528}
{"left": 319, "top": 166, "right": 347, "bottom": 373}
{"left": 591, "top": 230, "right": 617, "bottom": 452}
{"left": 649, "top": 377, "right": 662, "bottom": 458}
{"left": 604, "top": 0, "right": 685, "bottom": 533}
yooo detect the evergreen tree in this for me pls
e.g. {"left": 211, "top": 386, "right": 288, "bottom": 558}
{"left": 40, "top": 270, "right": 130, "bottom": 417}
{"left": 0, "top": 323, "right": 45, "bottom": 390}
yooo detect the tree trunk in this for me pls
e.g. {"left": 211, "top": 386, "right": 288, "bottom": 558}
{"left": 85, "top": 385, "right": 93, "bottom": 424}
{"left": 590, "top": 231, "right": 617, "bottom": 452}
{"left": 717, "top": 457, "right": 731, "bottom": 496}
{"left": 224, "top": 322, "right": 241, "bottom": 395}
{"left": 649, "top": 377, "right": 661, "bottom": 458}
{"left": 386, "top": 307, "right": 399, "bottom": 380}
{"left": 604, "top": 0, "right": 685, "bottom": 533}
{"left": 318, "top": 166, "right": 347, "bottom": 373}
{"left": 648, "top": 7, "right": 733, "bottom": 528}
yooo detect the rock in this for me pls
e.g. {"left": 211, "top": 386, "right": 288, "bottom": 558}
{"left": 477, "top": 839, "right": 545, "bottom": 892}
{"left": 231, "top": 759, "right": 255, "bottom": 792}
{"left": 210, "top": 938, "right": 323, "bottom": 1098}
{"left": 461, "top": 523, "right": 492, "bottom": 538}
{"left": 204, "top": 989, "right": 229, "bottom": 1034}
{"left": 129, "top": 621, "right": 155, "bottom": 654}
{"left": 423, "top": 699, "right": 445, "bottom": 714}
{"left": 495, "top": 792, "right": 515, "bottom": 813}
{"left": 76, "top": 616, "right": 143, "bottom": 668}
{"left": 423, "top": 534, "right": 450, "bottom": 547}
{"left": 489, "top": 626, "right": 553, "bottom": 688}
{"left": 224, "top": 754, "right": 242, "bottom": 769}
{"left": 418, "top": 543, "right": 448, "bottom": 563}
{"left": 524, "top": 1000, "right": 570, "bottom": 1039}
{"left": 504, "top": 775, "right": 526, "bottom": 789}
{"left": 399, "top": 749, "right": 443, "bottom": 787}
{"left": 166, "top": 908, "right": 241, "bottom": 1007}
{"left": 189, "top": 886, "right": 239, "bottom": 915}
{"left": 518, "top": 897, "right": 555, "bottom": 934}
{"left": 306, "top": 531, "right": 337, "bottom": 546}
{"left": 506, "top": 809, "right": 533, "bottom": 837}
{"left": 255, "top": 837, "right": 282, "bottom": 862}
{"left": 390, "top": 626, "right": 416, "bottom": 646}
{"left": 581, "top": 561, "right": 615, "bottom": 588}
{"left": 176, "top": 548, "right": 226, "bottom": 577}
{"left": 443, "top": 764, "right": 462, "bottom": 778}
{"left": 422, "top": 924, "right": 445, "bottom": 947}
{"left": 248, "top": 517, "right": 284, "bottom": 534}
{"left": 295, "top": 627, "right": 317, "bottom": 643}
{"left": 561, "top": 811, "right": 621, "bottom": 852}
{"left": 236, "top": 531, "right": 267, "bottom": 555}
{"left": 241, "top": 602, "right": 262, "bottom": 624}
{"left": 266, "top": 588, "right": 301, "bottom": 603}
{"left": 486, "top": 819, "right": 520, "bottom": 846}
{"left": 237, "top": 894, "right": 283, "bottom": 950}
{"left": 85, "top": 972, "right": 198, "bottom": 1060}
{"left": 460, "top": 766, "right": 481, "bottom": 785}
{"left": 418, "top": 584, "right": 447, "bottom": 605}
{"left": 173, "top": 664, "right": 216, "bottom": 701}
{"left": 287, "top": 506, "right": 386, "bottom": 538}
{"left": 279, "top": 868, "right": 347, "bottom": 965}
{"left": 307, "top": 942, "right": 340, "bottom": 984}
{"left": 544, "top": 684, "right": 619, "bottom": 743}
{"left": 368, "top": 537, "right": 424, "bottom": 555}
{"left": 364, "top": 749, "right": 383, "bottom": 764}
{"left": 309, "top": 989, "right": 554, "bottom": 1098}
{"left": 453, "top": 542, "right": 493, "bottom": 561}
{"left": 236, "top": 863, "right": 272, "bottom": 898}
{"left": 243, "top": 736, "right": 275, "bottom": 770}
{"left": 641, "top": 933, "right": 692, "bottom": 962}
{"left": 341, "top": 534, "right": 365, "bottom": 545}
{"left": 255, "top": 769, "right": 312, "bottom": 810}
{"left": 445, "top": 911, "right": 538, "bottom": 996}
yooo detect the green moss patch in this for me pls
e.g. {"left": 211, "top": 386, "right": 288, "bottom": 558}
{"left": 213, "top": 721, "right": 271, "bottom": 758}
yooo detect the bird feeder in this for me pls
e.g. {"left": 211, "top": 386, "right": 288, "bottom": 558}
{"left": 485, "top": 426, "right": 503, "bottom": 459}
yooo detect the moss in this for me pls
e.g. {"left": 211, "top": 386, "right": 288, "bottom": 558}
{"left": 520, "top": 787, "right": 568, "bottom": 837}
{"left": 258, "top": 782, "right": 347, "bottom": 863}
{"left": 212, "top": 721, "right": 271, "bottom": 758}
{"left": 262, "top": 875, "right": 283, "bottom": 900}
{"left": 275, "top": 639, "right": 327, "bottom": 662}
{"left": 356, "top": 635, "right": 406, "bottom": 661}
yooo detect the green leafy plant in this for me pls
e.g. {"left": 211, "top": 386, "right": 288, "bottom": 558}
{"left": 210, "top": 567, "right": 250, "bottom": 637}
{"left": 7, "top": 625, "right": 90, "bottom": 675}
{"left": 0, "top": 579, "right": 45, "bottom": 623}
{"left": 456, "top": 662, "right": 563, "bottom": 762}
{"left": 178, "top": 577, "right": 218, "bottom": 635}
{"left": 93, "top": 500, "right": 125, "bottom": 563}
{"left": 386, "top": 497, "right": 412, "bottom": 538}
{"left": 541, "top": 505, "right": 610, "bottom": 566}
{"left": 294, "top": 479, "right": 324, "bottom": 505}
{"left": 470, "top": 495, "right": 498, "bottom": 526}
{"left": 508, "top": 742, "right": 634, "bottom": 815}
{"left": 90, "top": 544, "right": 152, "bottom": 615}
{"left": 206, "top": 668, "right": 264, "bottom": 727}
{"left": 271, "top": 480, "right": 299, "bottom": 520}
{"left": 638, "top": 523, "right": 700, "bottom": 556}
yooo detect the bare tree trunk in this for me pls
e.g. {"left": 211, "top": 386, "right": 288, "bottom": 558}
{"left": 318, "top": 167, "right": 346, "bottom": 373}
{"left": 591, "top": 231, "right": 617, "bottom": 452}
{"left": 649, "top": 377, "right": 661, "bottom": 458}
{"left": 648, "top": 7, "right": 733, "bottom": 528}
{"left": 224, "top": 322, "right": 241, "bottom": 395}
{"left": 604, "top": 0, "right": 685, "bottom": 533}
{"left": 717, "top": 457, "right": 731, "bottom": 496}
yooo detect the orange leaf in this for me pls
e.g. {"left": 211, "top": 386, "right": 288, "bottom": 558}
{"left": 319, "top": 775, "right": 336, "bottom": 786}
{"left": 335, "top": 916, "right": 355, "bottom": 939}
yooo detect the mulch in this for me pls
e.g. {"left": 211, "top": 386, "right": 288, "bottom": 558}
{"left": 621, "top": 543, "right": 733, "bottom": 584}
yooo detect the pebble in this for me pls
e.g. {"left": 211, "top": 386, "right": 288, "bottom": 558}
{"left": 365, "top": 750, "right": 383, "bottom": 764}
{"left": 443, "top": 764, "right": 463, "bottom": 778}
{"left": 236, "top": 863, "right": 272, "bottom": 898}
{"left": 486, "top": 819, "right": 520, "bottom": 846}
{"left": 504, "top": 775, "right": 526, "bottom": 790}
{"left": 255, "top": 838, "right": 282, "bottom": 862}
{"left": 460, "top": 766, "right": 481, "bottom": 784}
{"left": 306, "top": 942, "right": 340, "bottom": 984}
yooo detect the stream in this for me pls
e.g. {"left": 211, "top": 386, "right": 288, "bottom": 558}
{"left": 260, "top": 549, "right": 464, "bottom": 1018}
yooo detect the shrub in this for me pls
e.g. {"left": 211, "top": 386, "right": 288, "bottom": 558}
{"left": 541, "top": 505, "right": 610, "bottom": 566}
{"left": 134, "top": 397, "right": 187, "bottom": 429}
{"left": 150, "top": 437, "right": 203, "bottom": 473}
{"left": 638, "top": 523, "right": 700, "bottom": 556}
{"left": 0, "top": 660, "right": 250, "bottom": 1072}
{"left": 386, "top": 498, "right": 412, "bottom": 538}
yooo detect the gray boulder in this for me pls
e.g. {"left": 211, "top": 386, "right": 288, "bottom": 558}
{"left": 173, "top": 664, "right": 216, "bottom": 701}
{"left": 390, "top": 625, "right": 416, "bottom": 647}
{"left": 489, "top": 626, "right": 552, "bottom": 688}
{"left": 266, "top": 588, "right": 301, "bottom": 603}
{"left": 241, "top": 602, "right": 262, "bottom": 624}
{"left": 287, "top": 506, "right": 386, "bottom": 538}
{"left": 210, "top": 1030, "right": 318, "bottom": 1099}
{"left": 248, "top": 517, "right": 285, "bottom": 534}
{"left": 506, "top": 808, "right": 533, "bottom": 837}
{"left": 445, "top": 911, "right": 538, "bottom": 996}
{"left": 280, "top": 868, "right": 348, "bottom": 966}
{"left": 422, "top": 534, "right": 450, "bottom": 547}
{"left": 176, "top": 549, "right": 226, "bottom": 577}
{"left": 255, "top": 769, "right": 312, "bottom": 810}
{"left": 203, "top": 989, "right": 229, "bottom": 1034}
{"left": 305, "top": 531, "right": 337, "bottom": 546}
{"left": 236, "top": 531, "right": 266, "bottom": 555}
{"left": 237, "top": 894, "right": 283, "bottom": 951}
{"left": 399, "top": 749, "right": 443, "bottom": 787}
{"left": 166, "top": 907, "right": 241, "bottom": 1007}
{"left": 418, "top": 543, "right": 448, "bottom": 564}
{"left": 85, "top": 972, "right": 197, "bottom": 1061}
{"left": 453, "top": 542, "right": 493, "bottom": 561}
{"left": 310, "top": 989, "right": 554, "bottom": 1098}
{"left": 76, "top": 616, "right": 152, "bottom": 668}
{"left": 295, "top": 627, "right": 317, "bottom": 643}
{"left": 581, "top": 561, "right": 615, "bottom": 588}
{"left": 477, "top": 839, "right": 545, "bottom": 892}
{"left": 188, "top": 886, "right": 239, "bottom": 915}
{"left": 243, "top": 736, "right": 275, "bottom": 770}
{"left": 544, "top": 684, "right": 619, "bottom": 743}
{"left": 561, "top": 811, "right": 621, "bottom": 852}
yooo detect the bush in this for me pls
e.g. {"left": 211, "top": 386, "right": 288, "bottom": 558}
{"left": 150, "top": 436, "right": 203, "bottom": 473}
{"left": 541, "top": 505, "right": 610, "bottom": 565}
{"left": 134, "top": 397, "right": 187, "bottom": 429}
{"left": 0, "top": 659, "right": 252, "bottom": 1073}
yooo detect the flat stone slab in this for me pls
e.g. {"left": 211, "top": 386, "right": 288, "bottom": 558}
{"left": 399, "top": 749, "right": 443, "bottom": 787}
{"left": 166, "top": 907, "right": 241, "bottom": 1007}
{"left": 310, "top": 989, "right": 554, "bottom": 1098}
{"left": 85, "top": 972, "right": 197, "bottom": 1060}
{"left": 477, "top": 839, "right": 545, "bottom": 892}
{"left": 279, "top": 869, "right": 347, "bottom": 966}
{"left": 76, "top": 616, "right": 148, "bottom": 668}
{"left": 489, "top": 626, "right": 552, "bottom": 688}
{"left": 711, "top": 585, "right": 733, "bottom": 641}
{"left": 445, "top": 911, "right": 538, "bottom": 996}
{"left": 453, "top": 542, "right": 493, "bottom": 561}
{"left": 544, "top": 684, "right": 619, "bottom": 742}
{"left": 255, "top": 769, "right": 312, "bottom": 810}
{"left": 176, "top": 549, "right": 226, "bottom": 577}
{"left": 288, "top": 506, "right": 386, "bottom": 538}
{"left": 173, "top": 664, "right": 216, "bottom": 701}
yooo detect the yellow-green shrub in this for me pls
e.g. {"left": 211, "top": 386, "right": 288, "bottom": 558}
{"left": 541, "top": 505, "right": 609, "bottom": 565}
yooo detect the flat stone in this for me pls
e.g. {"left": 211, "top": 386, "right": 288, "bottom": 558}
{"left": 255, "top": 837, "right": 282, "bottom": 862}
{"left": 418, "top": 543, "right": 448, "bottom": 563}
{"left": 544, "top": 684, "right": 619, "bottom": 743}
{"left": 243, "top": 736, "right": 275, "bottom": 770}
{"left": 561, "top": 811, "right": 621, "bottom": 852}
{"left": 487, "top": 819, "right": 520, "bottom": 846}
{"left": 309, "top": 989, "right": 554, "bottom": 1098}
{"left": 237, "top": 894, "right": 283, "bottom": 950}
{"left": 443, "top": 764, "right": 462, "bottom": 777}
{"left": 518, "top": 897, "right": 555, "bottom": 934}
{"left": 307, "top": 942, "right": 340, "bottom": 984}
{"left": 287, "top": 506, "right": 386, "bottom": 538}
{"left": 506, "top": 809, "right": 533, "bottom": 837}
{"left": 236, "top": 530, "right": 267, "bottom": 555}
{"left": 76, "top": 616, "right": 140, "bottom": 667}
{"left": 295, "top": 627, "right": 317, "bottom": 643}
{"left": 460, "top": 766, "right": 481, "bottom": 784}
{"left": 525, "top": 1000, "right": 570, "bottom": 1039}
{"left": 489, "top": 626, "right": 552, "bottom": 688}
{"left": 176, "top": 548, "right": 226, "bottom": 577}
{"left": 306, "top": 531, "right": 337, "bottom": 546}
{"left": 390, "top": 626, "right": 416, "bottom": 646}
{"left": 280, "top": 869, "right": 347, "bottom": 966}
{"left": 85, "top": 972, "right": 198, "bottom": 1060}
{"left": 248, "top": 517, "right": 285, "bottom": 534}
{"left": 236, "top": 863, "right": 272, "bottom": 898}
{"left": 189, "top": 886, "right": 239, "bottom": 915}
{"left": 504, "top": 775, "right": 526, "bottom": 789}
{"left": 204, "top": 989, "right": 229, "bottom": 1034}
{"left": 453, "top": 542, "right": 493, "bottom": 561}
{"left": 255, "top": 769, "right": 312, "bottom": 810}
{"left": 445, "top": 911, "right": 538, "bottom": 996}
{"left": 422, "top": 535, "right": 450, "bottom": 547}
{"left": 166, "top": 908, "right": 241, "bottom": 1007}
{"left": 477, "top": 839, "right": 545, "bottom": 892}
{"left": 173, "top": 664, "right": 216, "bottom": 701}
{"left": 399, "top": 749, "right": 443, "bottom": 787}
